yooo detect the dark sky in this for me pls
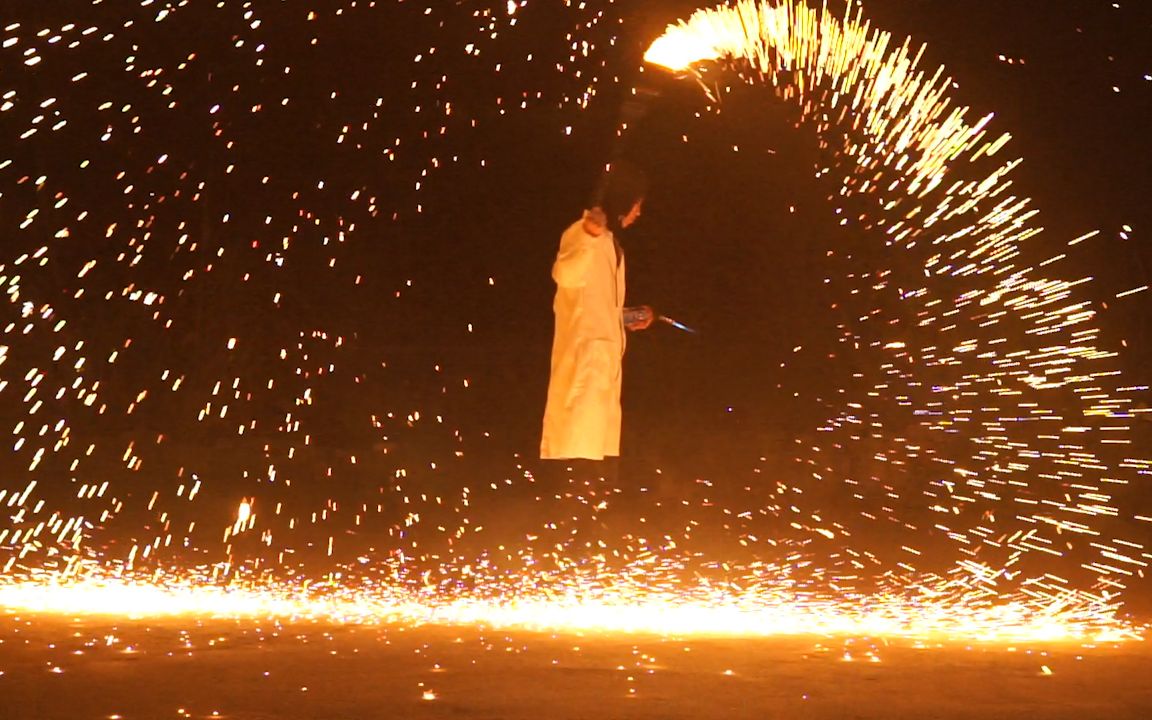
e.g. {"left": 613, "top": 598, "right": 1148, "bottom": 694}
{"left": 1, "top": 1, "right": 1150, "bottom": 593}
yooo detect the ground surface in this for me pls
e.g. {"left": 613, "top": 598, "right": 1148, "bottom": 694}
{"left": 2, "top": 611, "right": 1151, "bottom": 720}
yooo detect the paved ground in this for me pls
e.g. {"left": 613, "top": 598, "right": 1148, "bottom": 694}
{"left": 2, "top": 611, "right": 1151, "bottom": 719}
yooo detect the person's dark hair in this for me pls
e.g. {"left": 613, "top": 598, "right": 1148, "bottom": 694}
{"left": 592, "top": 160, "right": 648, "bottom": 233}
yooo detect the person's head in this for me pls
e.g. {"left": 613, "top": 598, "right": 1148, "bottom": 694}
{"left": 593, "top": 160, "right": 648, "bottom": 233}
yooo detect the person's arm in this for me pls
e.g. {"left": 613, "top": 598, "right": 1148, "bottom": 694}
{"left": 552, "top": 211, "right": 603, "bottom": 287}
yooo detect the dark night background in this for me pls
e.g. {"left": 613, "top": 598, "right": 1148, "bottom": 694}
{"left": 0, "top": 1, "right": 1150, "bottom": 603}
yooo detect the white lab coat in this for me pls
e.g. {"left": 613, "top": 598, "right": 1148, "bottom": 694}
{"left": 540, "top": 213, "right": 627, "bottom": 460}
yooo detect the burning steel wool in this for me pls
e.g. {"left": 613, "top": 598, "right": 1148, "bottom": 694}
{"left": 0, "top": 0, "right": 1149, "bottom": 644}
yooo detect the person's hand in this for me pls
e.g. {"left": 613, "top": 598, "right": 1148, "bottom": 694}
{"left": 624, "top": 305, "right": 654, "bottom": 331}
{"left": 582, "top": 207, "right": 607, "bottom": 236}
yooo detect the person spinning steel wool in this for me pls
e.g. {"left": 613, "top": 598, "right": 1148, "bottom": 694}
{"left": 541, "top": 161, "right": 654, "bottom": 463}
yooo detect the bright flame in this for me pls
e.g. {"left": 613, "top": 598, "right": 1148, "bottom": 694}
{"left": 644, "top": 0, "right": 794, "bottom": 71}
{"left": 644, "top": 32, "right": 722, "bottom": 71}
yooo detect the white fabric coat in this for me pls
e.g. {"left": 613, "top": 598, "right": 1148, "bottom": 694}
{"left": 540, "top": 213, "right": 627, "bottom": 460}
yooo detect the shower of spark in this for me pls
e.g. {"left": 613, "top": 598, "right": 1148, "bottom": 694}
{"left": 0, "top": 0, "right": 1148, "bottom": 643}
{"left": 0, "top": 0, "right": 625, "bottom": 576}
{"left": 644, "top": 0, "right": 1151, "bottom": 602}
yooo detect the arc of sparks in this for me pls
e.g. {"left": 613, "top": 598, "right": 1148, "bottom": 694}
{"left": 643, "top": 0, "right": 1151, "bottom": 604}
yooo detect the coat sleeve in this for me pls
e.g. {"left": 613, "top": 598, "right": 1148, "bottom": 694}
{"left": 552, "top": 227, "right": 595, "bottom": 288}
